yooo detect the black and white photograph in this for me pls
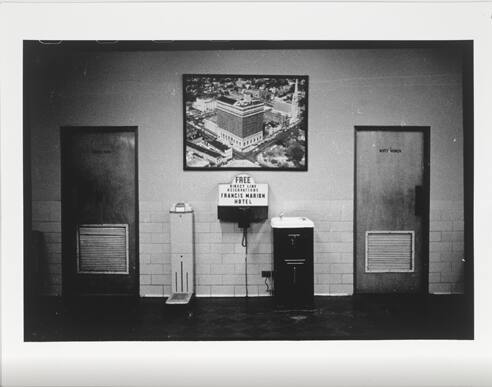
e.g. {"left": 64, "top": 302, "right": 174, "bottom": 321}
{"left": 2, "top": 2, "right": 492, "bottom": 386}
{"left": 184, "top": 74, "right": 308, "bottom": 170}
{"left": 21, "top": 40, "right": 473, "bottom": 343}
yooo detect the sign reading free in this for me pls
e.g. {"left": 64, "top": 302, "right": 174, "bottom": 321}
{"left": 218, "top": 174, "right": 268, "bottom": 206}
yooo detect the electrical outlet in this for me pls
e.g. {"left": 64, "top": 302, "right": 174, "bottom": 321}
{"left": 261, "top": 270, "right": 272, "bottom": 278}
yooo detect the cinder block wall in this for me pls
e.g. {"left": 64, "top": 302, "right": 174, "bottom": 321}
{"left": 32, "top": 201, "right": 62, "bottom": 295}
{"left": 429, "top": 200, "right": 465, "bottom": 293}
{"left": 139, "top": 200, "right": 353, "bottom": 297}
{"left": 28, "top": 47, "right": 465, "bottom": 297}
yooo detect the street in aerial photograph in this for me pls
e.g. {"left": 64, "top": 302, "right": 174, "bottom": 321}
{"left": 183, "top": 74, "right": 308, "bottom": 170}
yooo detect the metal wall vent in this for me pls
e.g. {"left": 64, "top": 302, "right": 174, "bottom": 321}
{"left": 77, "top": 224, "right": 129, "bottom": 274}
{"left": 365, "top": 231, "right": 414, "bottom": 273}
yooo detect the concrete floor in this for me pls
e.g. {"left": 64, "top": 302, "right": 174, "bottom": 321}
{"left": 25, "top": 295, "right": 473, "bottom": 341}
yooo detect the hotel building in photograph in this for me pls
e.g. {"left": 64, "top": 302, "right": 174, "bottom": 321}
{"left": 215, "top": 95, "right": 265, "bottom": 151}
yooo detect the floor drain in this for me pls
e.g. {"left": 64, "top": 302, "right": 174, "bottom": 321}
{"left": 289, "top": 315, "right": 308, "bottom": 321}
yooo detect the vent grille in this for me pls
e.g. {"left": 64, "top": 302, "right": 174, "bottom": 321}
{"left": 366, "top": 231, "right": 414, "bottom": 273}
{"left": 77, "top": 224, "right": 129, "bottom": 274}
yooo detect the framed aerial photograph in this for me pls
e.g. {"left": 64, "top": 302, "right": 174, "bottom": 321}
{"left": 183, "top": 74, "right": 308, "bottom": 170}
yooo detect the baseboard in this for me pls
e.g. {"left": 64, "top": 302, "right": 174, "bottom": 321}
{"left": 140, "top": 293, "right": 353, "bottom": 298}
{"left": 195, "top": 293, "right": 271, "bottom": 298}
{"left": 315, "top": 292, "right": 352, "bottom": 296}
{"left": 430, "top": 291, "right": 465, "bottom": 295}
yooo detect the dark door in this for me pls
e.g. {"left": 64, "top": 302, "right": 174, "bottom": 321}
{"left": 355, "top": 127, "right": 429, "bottom": 294}
{"left": 61, "top": 127, "right": 138, "bottom": 296}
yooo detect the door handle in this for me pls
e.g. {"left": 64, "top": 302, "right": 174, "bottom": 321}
{"left": 415, "top": 185, "right": 424, "bottom": 216}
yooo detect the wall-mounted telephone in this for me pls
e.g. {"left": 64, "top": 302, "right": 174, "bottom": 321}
{"left": 217, "top": 174, "right": 269, "bottom": 298}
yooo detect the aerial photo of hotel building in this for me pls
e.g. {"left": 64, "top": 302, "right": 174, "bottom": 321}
{"left": 184, "top": 75, "right": 307, "bottom": 169}
{"left": 216, "top": 95, "right": 264, "bottom": 151}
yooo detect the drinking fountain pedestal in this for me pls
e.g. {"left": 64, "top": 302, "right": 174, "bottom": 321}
{"left": 271, "top": 217, "right": 314, "bottom": 309}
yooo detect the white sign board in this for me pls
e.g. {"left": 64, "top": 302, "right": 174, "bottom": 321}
{"left": 218, "top": 174, "right": 268, "bottom": 206}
